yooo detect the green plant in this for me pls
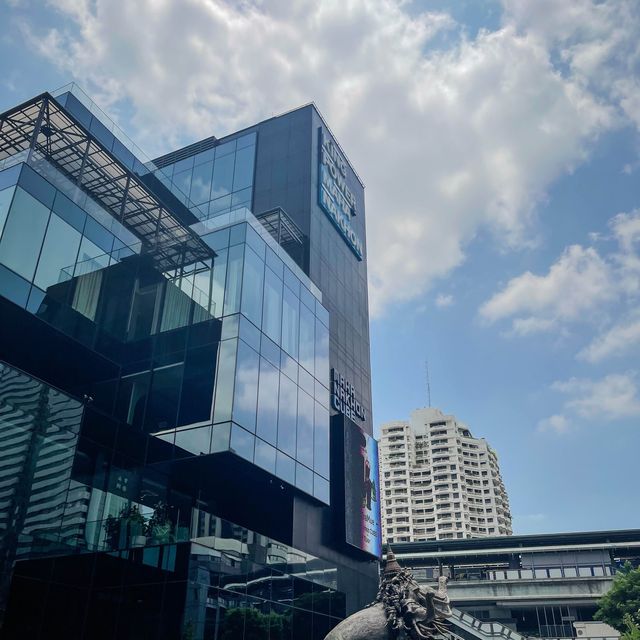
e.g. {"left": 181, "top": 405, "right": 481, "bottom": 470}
{"left": 595, "top": 562, "right": 640, "bottom": 631}
{"left": 146, "top": 501, "right": 174, "bottom": 543}
{"left": 621, "top": 613, "right": 640, "bottom": 640}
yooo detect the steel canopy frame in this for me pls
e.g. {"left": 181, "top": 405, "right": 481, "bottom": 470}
{"left": 0, "top": 93, "right": 213, "bottom": 272}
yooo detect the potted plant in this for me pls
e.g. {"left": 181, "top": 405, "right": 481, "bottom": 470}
{"left": 146, "top": 501, "right": 174, "bottom": 544}
{"left": 124, "top": 504, "right": 147, "bottom": 547}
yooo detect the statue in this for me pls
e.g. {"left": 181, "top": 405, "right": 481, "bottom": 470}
{"left": 324, "top": 547, "right": 451, "bottom": 640}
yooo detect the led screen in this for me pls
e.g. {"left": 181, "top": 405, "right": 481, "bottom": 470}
{"left": 344, "top": 419, "right": 382, "bottom": 557}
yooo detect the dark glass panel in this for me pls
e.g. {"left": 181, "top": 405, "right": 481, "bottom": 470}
{"left": 178, "top": 344, "right": 217, "bottom": 426}
{"left": 116, "top": 371, "right": 151, "bottom": 428}
{"left": 144, "top": 363, "right": 184, "bottom": 432}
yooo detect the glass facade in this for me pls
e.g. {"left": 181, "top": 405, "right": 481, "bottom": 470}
{"left": 0, "top": 360, "right": 344, "bottom": 639}
{"left": 0, "top": 87, "right": 378, "bottom": 637}
{"left": 155, "top": 132, "right": 256, "bottom": 220}
{"left": 0, "top": 162, "right": 329, "bottom": 505}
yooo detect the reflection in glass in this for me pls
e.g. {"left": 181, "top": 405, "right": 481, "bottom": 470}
{"left": 314, "top": 402, "right": 330, "bottom": 479}
{"left": 277, "top": 373, "right": 297, "bottom": 458}
{"left": 256, "top": 357, "right": 279, "bottom": 445}
{"left": 0, "top": 186, "right": 15, "bottom": 239}
{"left": 232, "top": 340, "right": 260, "bottom": 433}
{"left": 213, "top": 339, "right": 237, "bottom": 423}
{"left": 189, "top": 160, "right": 213, "bottom": 205}
{"left": 223, "top": 244, "right": 244, "bottom": 315}
{"left": 211, "top": 152, "right": 235, "bottom": 199}
{"left": 254, "top": 438, "right": 276, "bottom": 473}
{"left": 33, "top": 213, "right": 82, "bottom": 290}
{"left": 281, "top": 285, "right": 299, "bottom": 359}
{"left": 241, "top": 246, "right": 264, "bottom": 327}
{"left": 296, "top": 390, "right": 314, "bottom": 469}
{"left": 230, "top": 424, "right": 254, "bottom": 462}
{"left": 296, "top": 463, "right": 313, "bottom": 494}
{"left": 232, "top": 145, "right": 255, "bottom": 191}
{"left": 276, "top": 451, "right": 295, "bottom": 485}
{"left": 262, "top": 266, "right": 282, "bottom": 344}
{"left": 0, "top": 187, "right": 50, "bottom": 280}
{"left": 315, "top": 318, "right": 329, "bottom": 386}
{"left": 298, "top": 302, "right": 315, "bottom": 374}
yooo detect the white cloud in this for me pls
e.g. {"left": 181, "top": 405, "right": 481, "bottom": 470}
{"left": 578, "top": 313, "right": 640, "bottom": 362}
{"left": 479, "top": 245, "right": 614, "bottom": 334}
{"left": 537, "top": 414, "right": 571, "bottom": 435}
{"left": 552, "top": 372, "right": 640, "bottom": 420}
{"left": 16, "top": 0, "right": 636, "bottom": 315}
{"left": 435, "top": 293, "right": 453, "bottom": 308}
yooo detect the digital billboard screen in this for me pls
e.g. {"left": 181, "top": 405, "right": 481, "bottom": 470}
{"left": 343, "top": 419, "right": 382, "bottom": 557}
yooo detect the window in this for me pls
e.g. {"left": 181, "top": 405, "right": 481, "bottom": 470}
{"left": 0, "top": 187, "right": 50, "bottom": 280}
{"left": 256, "top": 357, "right": 279, "bottom": 445}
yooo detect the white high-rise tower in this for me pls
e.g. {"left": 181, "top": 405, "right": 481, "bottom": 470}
{"left": 379, "top": 407, "right": 512, "bottom": 543}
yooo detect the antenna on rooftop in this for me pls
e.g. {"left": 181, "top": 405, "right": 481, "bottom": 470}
{"left": 425, "top": 358, "right": 432, "bottom": 408}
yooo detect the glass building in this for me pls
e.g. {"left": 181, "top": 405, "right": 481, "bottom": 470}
{"left": 0, "top": 86, "right": 378, "bottom": 639}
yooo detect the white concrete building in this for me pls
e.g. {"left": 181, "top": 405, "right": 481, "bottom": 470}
{"left": 379, "top": 407, "right": 512, "bottom": 543}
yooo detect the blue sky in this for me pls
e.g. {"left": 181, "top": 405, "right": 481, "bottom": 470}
{"left": 1, "top": 0, "right": 639, "bottom": 535}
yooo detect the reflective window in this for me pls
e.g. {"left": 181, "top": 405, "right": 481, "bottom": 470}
{"left": 262, "top": 266, "right": 282, "bottom": 344}
{"left": 232, "top": 340, "right": 260, "bottom": 433}
{"left": 296, "top": 463, "right": 313, "bottom": 494}
{"left": 254, "top": 438, "right": 276, "bottom": 474}
{"left": 281, "top": 285, "right": 299, "bottom": 359}
{"left": 190, "top": 161, "right": 213, "bottom": 205}
{"left": 213, "top": 339, "right": 237, "bottom": 423}
{"left": 172, "top": 168, "right": 192, "bottom": 200}
{"left": 256, "top": 357, "right": 279, "bottom": 445}
{"left": 223, "top": 244, "right": 244, "bottom": 315}
{"left": 296, "top": 390, "right": 314, "bottom": 469}
{"left": 276, "top": 451, "right": 295, "bottom": 485}
{"left": 230, "top": 424, "right": 254, "bottom": 462}
{"left": 277, "top": 372, "right": 297, "bottom": 458}
{"left": 211, "top": 152, "right": 235, "bottom": 199}
{"left": 34, "top": 213, "right": 82, "bottom": 290}
{"left": 0, "top": 186, "right": 15, "bottom": 239}
{"left": 232, "top": 145, "right": 255, "bottom": 191}
{"left": 210, "top": 248, "right": 227, "bottom": 318}
{"left": 315, "top": 318, "right": 330, "bottom": 385}
{"left": 0, "top": 188, "right": 50, "bottom": 280}
{"left": 314, "top": 402, "right": 330, "bottom": 479}
{"left": 298, "top": 301, "right": 315, "bottom": 374}
{"left": 240, "top": 246, "right": 264, "bottom": 327}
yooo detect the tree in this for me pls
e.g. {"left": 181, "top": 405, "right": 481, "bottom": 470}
{"left": 621, "top": 614, "right": 640, "bottom": 640}
{"left": 595, "top": 562, "right": 640, "bottom": 631}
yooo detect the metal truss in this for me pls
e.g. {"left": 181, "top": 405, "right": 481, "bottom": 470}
{"left": 0, "top": 93, "right": 213, "bottom": 271}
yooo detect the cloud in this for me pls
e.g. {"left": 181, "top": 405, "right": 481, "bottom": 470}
{"left": 552, "top": 372, "right": 640, "bottom": 420}
{"left": 537, "top": 414, "right": 571, "bottom": 435}
{"left": 578, "top": 313, "right": 640, "bottom": 362}
{"left": 479, "top": 245, "right": 614, "bottom": 334}
{"left": 16, "top": 0, "right": 636, "bottom": 316}
{"left": 435, "top": 293, "right": 453, "bottom": 308}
